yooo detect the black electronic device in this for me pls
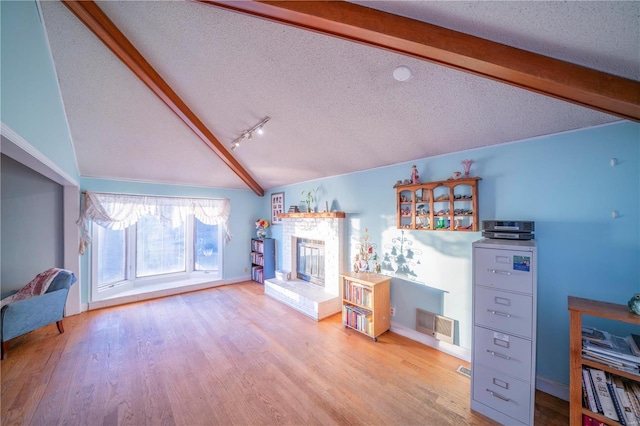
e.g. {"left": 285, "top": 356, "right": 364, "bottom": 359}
{"left": 482, "top": 231, "right": 535, "bottom": 240}
{"left": 482, "top": 220, "right": 535, "bottom": 240}
{"left": 482, "top": 220, "right": 535, "bottom": 233}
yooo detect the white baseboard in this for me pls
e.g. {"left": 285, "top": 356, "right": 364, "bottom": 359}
{"left": 390, "top": 321, "right": 471, "bottom": 362}
{"left": 536, "top": 375, "right": 569, "bottom": 401}
{"left": 390, "top": 322, "right": 569, "bottom": 401}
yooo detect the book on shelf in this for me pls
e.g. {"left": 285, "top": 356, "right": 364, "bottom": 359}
{"left": 583, "top": 367, "right": 599, "bottom": 413}
{"left": 343, "top": 280, "right": 372, "bottom": 307}
{"left": 607, "top": 380, "right": 628, "bottom": 425}
{"left": 342, "top": 304, "right": 373, "bottom": 334}
{"left": 582, "top": 352, "right": 640, "bottom": 376}
{"left": 583, "top": 327, "right": 640, "bottom": 358}
{"left": 584, "top": 367, "right": 640, "bottom": 426}
{"left": 582, "top": 414, "right": 608, "bottom": 426}
{"left": 583, "top": 326, "right": 613, "bottom": 348}
{"left": 630, "top": 334, "right": 640, "bottom": 357}
{"left": 612, "top": 375, "right": 639, "bottom": 426}
{"left": 589, "top": 368, "right": 619, "bottom": 422}
{"left": 582, "top": 328, "right": 640, "bottom": 375}
{"left": 624, "top": 380, "right": 640, "bottom": 421}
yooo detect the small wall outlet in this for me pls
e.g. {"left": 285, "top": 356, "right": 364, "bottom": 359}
{"left": 244, "top": 267, "right": 248, "bottom": 273}
{"left": 390, "top": 306, "right": 396, "bottom": 317}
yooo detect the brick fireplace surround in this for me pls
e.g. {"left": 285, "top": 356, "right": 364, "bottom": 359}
{"left": 264, "top": 213, "right": 346, "bottom": 320}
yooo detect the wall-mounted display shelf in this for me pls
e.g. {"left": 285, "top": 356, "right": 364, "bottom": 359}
{"left": 568, "top": 296, "right": 640, "bottom": 426}
{"left": 395, "top": 177, "right": 481, "bottom": 231}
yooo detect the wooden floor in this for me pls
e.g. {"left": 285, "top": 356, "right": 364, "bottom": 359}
{"left": 1, "top": 282, "right": 568, "bottom": 425}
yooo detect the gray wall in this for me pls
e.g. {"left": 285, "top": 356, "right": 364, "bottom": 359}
{"left": 1, "top": 154, "right": 63, "bottom": 292}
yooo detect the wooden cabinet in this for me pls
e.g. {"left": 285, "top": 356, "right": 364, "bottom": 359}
{"left": 471, "top": 238, "right": 537, "bottom": 426}
{"left": 251, "top": 238, "right": 275, "bottom": 284}
{"left": 341, "top": 272, "right": 390, "bottom": 341}
{"left": 568, "top": 296, "right": 640, "bottom": 426}
{"left": 396, "top": 177, "right": 480, "bottom": 231}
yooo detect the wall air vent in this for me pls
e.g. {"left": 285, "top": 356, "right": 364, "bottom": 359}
{"left": 416, "top": 308, "right": 455, "bottom": 344}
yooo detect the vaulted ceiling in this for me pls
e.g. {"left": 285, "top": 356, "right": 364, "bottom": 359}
{"left": 40, "top": 1, "right": 639, "bottom": 195}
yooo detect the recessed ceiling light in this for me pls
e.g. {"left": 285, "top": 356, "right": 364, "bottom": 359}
{"left": 393, "top": 65, "right": 412, "bottom": 82}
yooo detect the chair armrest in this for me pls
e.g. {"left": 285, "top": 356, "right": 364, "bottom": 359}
{"left": 1, "top": 288, "right": 69, "bottom": 342}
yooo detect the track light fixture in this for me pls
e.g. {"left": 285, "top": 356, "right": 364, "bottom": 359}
{"left": 230, "top": 116, "right": 270, "bottom": 150}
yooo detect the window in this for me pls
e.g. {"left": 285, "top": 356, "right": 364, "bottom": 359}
{"left": 96, "top": 226, "right": 126, "bottom": 290}
{"left": 83, "top": 193, "right": 229, "bottom": 301}
{"left": 194, "top": 219, "right": 219, "bottom": 272}
{"left": 136, "top": 208, "right": 186, "bottom": 277}
{"left": 92, "top": 215, "right": 222, "bottom": 300}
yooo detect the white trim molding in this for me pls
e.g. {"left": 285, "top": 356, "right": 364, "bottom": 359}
{"left": 536, "top": 375, "right": 569, "bottom": 402}
{"left": 1, "top": 122, "right": 78, "bottom": 187}
{"left": 391, "top": 321, "right": 471, "bottom": 362}
{"left": 1, "top": 122, "right": 82, "bottom": 315}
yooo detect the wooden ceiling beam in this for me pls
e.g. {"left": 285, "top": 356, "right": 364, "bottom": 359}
{"left": 198, "top": 0, "right": 639, "bottom": 122}
{"left": 61, "top": 0, "right": 265, "bottom": 196}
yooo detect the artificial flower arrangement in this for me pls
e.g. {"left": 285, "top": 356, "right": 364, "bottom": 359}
{"left": 255, "top": 219, "right": 269, "bottom": 229}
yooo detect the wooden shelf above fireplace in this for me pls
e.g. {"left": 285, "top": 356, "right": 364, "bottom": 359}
{"left": 278, "top": 212, "right": 346, "bottom": 219}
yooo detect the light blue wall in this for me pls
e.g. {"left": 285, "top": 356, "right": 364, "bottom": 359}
{"left": 1, "top": 0, "right": 79, "bottom": 181}
{"left": 78, "top": 178, "right": 261, "bottom": 304}
{"left": 263, "top": 121, "right": 640, "bottom": 387}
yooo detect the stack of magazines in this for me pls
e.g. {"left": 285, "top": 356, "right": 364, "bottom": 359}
{"left": 582, "top": 326, "right": 640, "bottom": 376}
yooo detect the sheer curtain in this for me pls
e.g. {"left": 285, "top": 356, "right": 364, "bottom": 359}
{"left": 77, "top": 192, "right": 231, "bottom": 254}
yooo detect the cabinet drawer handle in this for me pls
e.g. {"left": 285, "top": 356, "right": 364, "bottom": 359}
{"left": 487, "top": 309, "right": 512, "bottom": 318}
{"left": 486, "top": 349, "right": 511, "bottom": 360}
{"left": 486, "top": 389, "right": 510, "bottom": 402}
{"left": 489, "top": 269, "right": 511, "bottom": 275}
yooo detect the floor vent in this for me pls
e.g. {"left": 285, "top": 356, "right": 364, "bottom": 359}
{"left": 456, "top": 365, "right": 471, "bottom": 378}
{"left": 416, "top": 308, "right": 455, "bottom": 344}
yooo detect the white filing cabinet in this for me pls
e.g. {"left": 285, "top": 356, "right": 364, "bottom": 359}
{"left": 471, "top": 238, "right": 537, "bottom": 425}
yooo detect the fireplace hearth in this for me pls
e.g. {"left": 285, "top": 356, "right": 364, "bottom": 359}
{"left": 264, "top": 213, "right": 345, "bottom": 320}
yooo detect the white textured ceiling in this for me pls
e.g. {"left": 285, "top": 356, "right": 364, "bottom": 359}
{"left": 40, "top": 1, "right": 639, "bottom": 192}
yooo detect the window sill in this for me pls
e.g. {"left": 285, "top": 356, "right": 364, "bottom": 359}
{"left": 88, "top": 276, "right": 223, "bottom": 311}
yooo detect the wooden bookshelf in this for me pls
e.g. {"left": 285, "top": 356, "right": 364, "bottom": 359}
{"left": 341, "top": 272, "right": 390, "bottom": 341}
{"left": 568, "top": 296, "right": 640, "bottom": 426}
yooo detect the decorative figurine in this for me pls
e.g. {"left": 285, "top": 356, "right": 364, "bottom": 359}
{"left": 354, "top": 228, "right": 379, "bottom": 273}
{"left": 411, "top": 165, "right": 420, "bottom": 184}
{"left": 461, "top": 159, "right": 474, "bottom": 177}
{"left": 628, "top": 293, "right": 640, "bottom": 315}
{"left": 448, "top": 171, "right": 462, "bottom": 180}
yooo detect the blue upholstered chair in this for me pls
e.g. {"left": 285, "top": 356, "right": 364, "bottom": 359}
{"left": 1, "top": 270, "right": 77, "bottom": 359}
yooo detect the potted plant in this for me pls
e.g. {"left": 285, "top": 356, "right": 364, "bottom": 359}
{"left": 300, "top": 188, "right": 317, "bottom": 213}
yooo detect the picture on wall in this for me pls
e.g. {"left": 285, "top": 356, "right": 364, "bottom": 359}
{"left": 271, "top": 192, "right": 284, "bottom": 225}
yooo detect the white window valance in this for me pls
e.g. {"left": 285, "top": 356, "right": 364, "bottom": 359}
{"left": 77, "top": 191, "right": 231, "bottom": 254}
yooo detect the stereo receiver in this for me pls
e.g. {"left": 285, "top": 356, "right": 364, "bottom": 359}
{"left": 482, "top": 220, "right": 535, "bottom": 240}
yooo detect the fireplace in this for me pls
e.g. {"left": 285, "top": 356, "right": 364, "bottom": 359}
{"left": 264, "top": 213, "right": 345, "bottom": 320}
{"left": 296, "top": 238, "right": 325, "bottom": 286}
